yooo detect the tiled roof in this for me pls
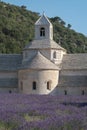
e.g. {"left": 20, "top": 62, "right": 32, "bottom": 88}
{"left": 0, "top": 54, "right": 22, "bottom": 71}
{"left": 61, "top": 53, "right": 87, "bottom": 70}
{"left": 24, "top": 39, "right": 66, "bottom": 51}
{"left": 21, "top": 51, "right": 59, "bottom": 70}
{"left": 58, "top": 75, "right": 87, "bottom": 87}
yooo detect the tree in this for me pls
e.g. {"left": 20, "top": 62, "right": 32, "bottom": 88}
{"left": 50, "top": 16, "right": 61, "bottom": 22}
{"left": 67, "top": 24, "right": 72, "bottom": 29}
{"left": 60, "top": 20, "right": 66, "bottom": 26}
{"left": 21, "top": 5, "right": 26, "bottom": 9}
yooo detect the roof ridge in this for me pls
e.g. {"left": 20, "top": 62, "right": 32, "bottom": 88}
{"left": 35, "top": 14, "right": 52, "bottom": 26}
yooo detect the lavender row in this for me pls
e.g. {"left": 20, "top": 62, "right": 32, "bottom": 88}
{"left": 0, "top": 94, "right": 87, "bottom": 130}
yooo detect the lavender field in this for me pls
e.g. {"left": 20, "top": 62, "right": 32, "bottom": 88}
{"left": 0, "top": 94, "right": 87, "bottom": 130}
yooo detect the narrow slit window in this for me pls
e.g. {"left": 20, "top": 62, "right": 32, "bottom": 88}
{"left": 33, "top": 81, "right": 37, "bottom": 90}
{"left": 47, "top": 81, "right": 51, "bottom": 90}
{"left": 53, "top": 51, "right": 56, "bottom": 58}
{"left": 82, "top": 90, "right": 84, "bottom": 95}
{"left": 20, "top": 81, "right": 23, "bottom": 91}
{"left": 64, "top": 90, "right": 67, "bottom": 95}
{"left": 40, "top": 27, "right": 45, "bottom": 37}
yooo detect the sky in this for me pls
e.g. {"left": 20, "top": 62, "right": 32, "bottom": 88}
{"left": 1, "top": 0, "right": 87, "bottom": 36}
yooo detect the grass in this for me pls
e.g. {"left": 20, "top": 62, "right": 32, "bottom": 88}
{"left": 24, "top": 113, "right": 46, "bottom": 122}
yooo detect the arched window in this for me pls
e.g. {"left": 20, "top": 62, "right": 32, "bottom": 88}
{"left": 40, "top": 27, "right": 45, "bottom": 37}
{"left": 47, "top": 81, "right": 51, "bottom": 90}
{"left": 53, "top": 51, "right": 57, "bottom": 58}
{"left": 32, "top": 81, "right": 37, "bottom": 90}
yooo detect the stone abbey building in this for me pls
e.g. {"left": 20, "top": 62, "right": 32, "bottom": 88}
{"left": 0, "top": 14, "right": 87, "bottom": 95}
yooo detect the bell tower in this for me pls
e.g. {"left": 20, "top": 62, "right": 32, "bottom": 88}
{"left": 23, "top": 13, "right": 66, "bottom": 66}
{"left": 35, "top": 13, "right": 53, "bottom": 40}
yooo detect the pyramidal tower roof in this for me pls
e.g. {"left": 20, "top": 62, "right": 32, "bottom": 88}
{"left": 35, "top": 13, "right": 52, "bottom": 26}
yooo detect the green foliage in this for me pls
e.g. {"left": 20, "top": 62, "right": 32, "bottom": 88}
{"left": 0, "top": 1, "right": 87, "bottom": 53}
{"left": 0, "top": 1, "right": 39, "bottom": 53}
{"left": 0, "top": 121, "right": 18, "bottom": 130}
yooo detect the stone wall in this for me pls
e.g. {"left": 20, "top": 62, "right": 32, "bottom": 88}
{"left": 51, "top": 49, "right": 66, "bottom": 65}
{"left": 0, "top": 88, "right": 18, "bottom": 93}
{"left": 18, "top": 69, "right": 59, "bottom": 95}
{"left": 0, "top": 72, "right": 17, "bottom": 78}
{"left": 0, "top": 72, "right": 18, "bottom": 93}
{"left": 51, "top": 69, "right": 87, "bottom": 95}
{"left": 60, "top": 70, "right": 87, "bottom": 75}
{"left": 23, "top": 50, "right": 37, "bottom": 61}
{"left": 35, "top": 25, "right": 53, "bottom": 40}
{"left": 58, "top": 70, "right": 87, "bottom": 88}
{"left": 51, "top": 87, "right": 87, "bottom": 96}
{"left": 58, "top": 75, "right": 87, "bottom": 87}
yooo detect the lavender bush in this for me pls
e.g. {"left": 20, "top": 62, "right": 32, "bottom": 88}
{"left": 0, "top": 94, "right": 86, "bottom": 130}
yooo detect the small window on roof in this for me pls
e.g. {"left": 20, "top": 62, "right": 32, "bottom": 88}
{"left": 40, "top": 27, "right": 45, "bottom": 37}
